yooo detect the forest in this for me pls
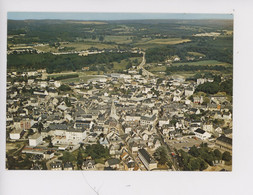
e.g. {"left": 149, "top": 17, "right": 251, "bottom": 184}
{"left": 146, "top": 36, "right": 233, "bottom": 64}
{"left": 177, "top": 143, "right": 232, "bottom": 171}
{"left": 7, "top": 52, "right": 141, "bottom": 73}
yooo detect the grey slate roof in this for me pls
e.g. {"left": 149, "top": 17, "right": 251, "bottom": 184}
{"left": 107, "top": 158, "right": 120, "bottom": 166}
{"left": 217, "top": 136, "right": 232, "bottom": 145}
{"left": 138, "top": 148, "right": 156, "bottom": 164}
{"left": 195, "top": 128, "right": 206, "bottom": 134}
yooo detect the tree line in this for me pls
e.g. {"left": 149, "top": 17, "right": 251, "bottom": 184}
{"left": 7, "top": 52, "right": 141, "bottom": 73}
{"left": 195, "top": 79, "right": 232, "bottom": 95}
{"left": 145, "top": 36, "right": 232, "bottom": 64}
{"left": 178, "top": 143, "right": 231, "bottom": 171}
{"left": 166, "top": 65, "right": 230, "bottom": 73}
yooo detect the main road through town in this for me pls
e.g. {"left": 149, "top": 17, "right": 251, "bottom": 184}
{"left": 137, "top": 51, "right": 154, "bottom": 77}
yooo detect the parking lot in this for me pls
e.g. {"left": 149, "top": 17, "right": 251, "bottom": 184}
{"left": 166, "top": 136, "right": 208, "bottom": 152}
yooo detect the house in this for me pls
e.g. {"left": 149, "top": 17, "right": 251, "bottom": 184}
{"left": 63, "top": 162, "right": 74, "bottom": 170}
{"left": 105, "top": 158, "right": 121, "bottom": 170}
{"left": 194, "top": 128, "right": 211, "bottom": 140}
{"left": 120, "top": 150, "right": 130, "bottom": 161}
{"left": 109, "top": 143, "right": 122, "bottom": 156}
{"left": 138, "top": 148, "right": 157, "bottom": 171}
{"left": 162, "top": 124, "right": 175, "bottom": 135}
{"left": 129, "top": 142, "right": 139, "bottom": 153}
{"left": 185, "top": 99, "right": 191, "bottom": 105}
{"left": 215, "top": 135, "right": 232, "bottom": 153}
{"left": 210, "top": 95, "right": 227, "bottom": 104}
{"left": 124, "top": 126, "right": 132, "bottom": 134}
{"left": 223, "top": 112, "right": 232, "bottom": 120}
{"left": 203, "top": 123, "right": 213, "bottom": 133}
{"left": 34, "top": 89, "right": 48, "bottom": 96}
{"left": 215, "top": 127, "right": 223, "bottom": 134}
{"left": 17, "top": 118, "right": 35, "bottom": 130}
{"left": 169, "top": 129, "right": 182, "bottom": 139}
{"left": 174, "top": 57, "right": 180, "bottom": 62}
{"left": 82, "top": 159, "right": 95, "bottom": 170}
{"left": 197, "top": 78, "right": 206, "bottom": 85}
{"left": 140, "top": 114, "right": 156, "bottom": 126}
{"left": 27, "top": 71, "right": 38, "bottom": 77}
{"left": 153, "top": 139, "right": 161, "bottom": 150}
{"left": 173, "top": 95, "right": 181, "bottom": 102}
{"left": 54, "top": 81, "right": 61, "bottom": 88}
{"left": 125, "top": 160, "right": 137, "bottom": 171}
{"left": 193, "top": 96, "right": 203, "bottom": 104}
{"left": 44, "top": 151, "right": 54, "bottom": 160}
{"left": 125, "top": 115, "right": 141, "bottom": 122}
{"left": 214, "top": 111, "right": 223, "bottom": 119}
{"left": 29, "top": 133, "right": 43, "bottom": 146}
{"left": 99, "top": 137, "right": 109, "bottom": 147}
{"left": 142, "top": 132, "right": 150, "bottom": 141}
{"left": 158, "top": 117, "right": 170, "bottom": 127}
{"left": 75, "top": 120, "right": 93, "bottom": 130}
{"left": 50, "top": 161, "right": 62, "bottom": 170}
{"left": 223, "top": 128, "right": 232, "bottom": 138}
{"left": 185, "top": 87, "right": 194, "bottom": 97}
{"left": 9, "top": 129, "right": 24, "bottom": 140}
{"left": 48, "top": 88, "right": 58, "bottom": 97}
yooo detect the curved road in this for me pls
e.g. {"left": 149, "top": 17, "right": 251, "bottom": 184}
{"left": 137, "top": 52, "right": 154, "bottom": 77}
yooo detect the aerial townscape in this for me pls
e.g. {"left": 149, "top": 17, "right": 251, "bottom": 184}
{"left": 6, "top": 13, "right": 233, "bottom": 171}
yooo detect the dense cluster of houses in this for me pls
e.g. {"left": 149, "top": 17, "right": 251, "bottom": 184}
{"left": 6, "top": 68, "right": 232, "bottom": 170}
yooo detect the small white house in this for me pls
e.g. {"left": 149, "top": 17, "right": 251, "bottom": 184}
{"left": 54, "top": 81, "right": 61, "bottom": 88}
{"left": 194, "top": 129, "right": 211, "bottom": 140}
{"left": 185, "top": 88, "right": 194, "bottom": 96}
{"left": 203, "top": 124, "right": 213, "bottom": 133}
{"left": 197, "top": 78, "right": 206, "bottom": 85}
{"left": 10, "top": 129, "right": 23, "bottom": 140}
{"left": 215, "top": 127, "right": 223, "bottom": 134}
{"left": 193, "top": 96, "right": 203, "bottom": 104}
{"left": 159, "top": 118, "right": 170, "bottom": 127}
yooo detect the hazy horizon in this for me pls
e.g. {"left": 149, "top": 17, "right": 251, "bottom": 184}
{"left": 8, "top": 12, "right": 233, "bottom": 21}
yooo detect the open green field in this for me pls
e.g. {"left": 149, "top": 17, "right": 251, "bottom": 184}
{"left": 147, "top": 60, "right": 232, "bottom": 78}
{"left": 34, "top": 45, "right": 58, "bottom": 52}
{"left": 113, "top": 57, "right": 142, "bottom": 70}
{"left": 187, "top": 52, "right": 206, "bottom": 57}
{"left": 142, "top": 38, "right": 191, "bottom": 45}
{"left": 67, "top": 21, "right": 107, "bottom": 25}
{"left": 104, "top": 35, "right": 133, "bottom": 44}
{"left": 134, "top": 38, "right": 191, "bottom": 49}
{"left": 61, "top": 42, "right": 117, "bottom": 51}
{"left": 58, "top": 35, "right": 132, "bottom": 51}
{"left": 46, "top": 56, "right": 142, "bottom": 83}
{"left": 147, "top": 65, "right": 166, "bottom": 72}
{"left": 47, "top": 71, "right": 103, "bottom": 83}
{"left": 61, "top": 75, "right": 102, "bottom": 84}
{"left": 173, "top": 60, "right": 231, "bottom": 67}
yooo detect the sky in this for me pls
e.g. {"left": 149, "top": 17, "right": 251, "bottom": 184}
{"left": 7, "top": 12, "right": 233, "bottom": 20}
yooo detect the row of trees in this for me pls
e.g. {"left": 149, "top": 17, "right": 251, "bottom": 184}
{"left": 8, "top": 52, "right": 142, "bottom": 73}
{"left": 166, "top": 65, "right": 229, "bottom": 74}
{"left": 178, "top": 144, "right": 232, "bottom": 171}
{"left": 186, "top": 72, "right": 221, "bottom": 83}
{"left": 8, "top": 20, "right": 110, "bottom": 43}
{"left": 195, "top": 79, "right": 233, "bottom": 95}
{"left": 60, "top": 143, "right": 111, "bottom": 169}
{"left": 6, "top": 153, "right": 47, "bottom": 170}
{"left": 48, "top": 74, "right": 79, "bottom": 81}
{"left": 153, "top": 146, "right": 170, "bottom": 165}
